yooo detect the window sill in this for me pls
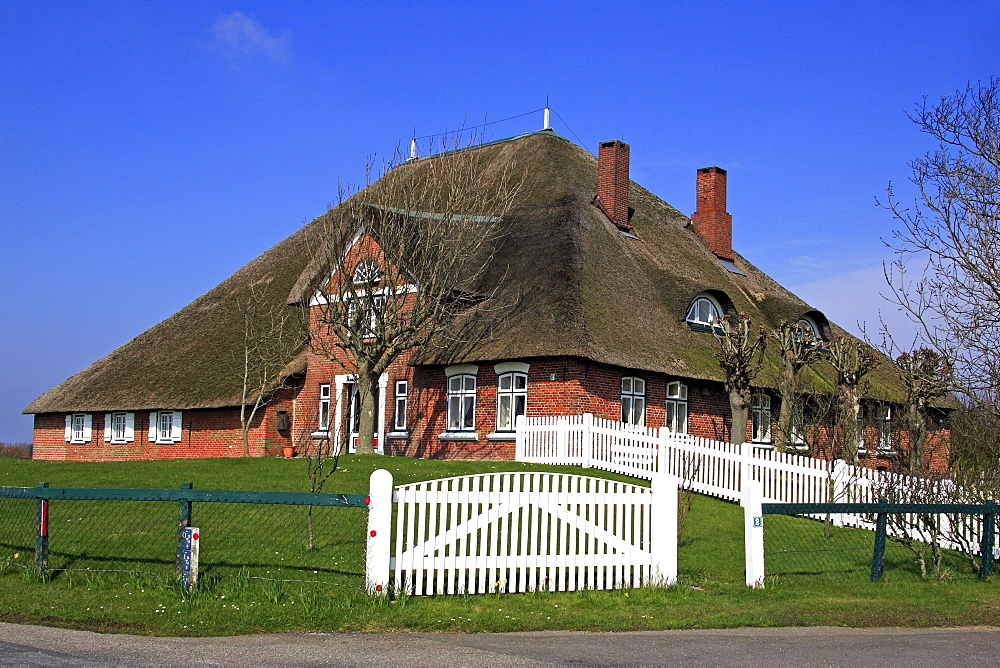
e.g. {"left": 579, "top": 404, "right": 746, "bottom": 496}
{"left": 438, "top": 431, "right": 479, "bottom": 442}
{"left": 311, "top": 431, "right": 330, "bottom": 440}
{"left": 486, "top": 432, "right": 517, "bottom": 441}
{"left": 751, "top": 442, "right": 774, "bottom": 450}
{"left": 386, "top": 431, "right": 410, "bottom": 439}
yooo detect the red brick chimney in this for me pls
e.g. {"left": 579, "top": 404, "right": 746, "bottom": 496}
{"left": 689, "top": 166, "right": 733, "bottom": 260}
{"left": 594, "top": 140, "right": 631, "bottom": 230}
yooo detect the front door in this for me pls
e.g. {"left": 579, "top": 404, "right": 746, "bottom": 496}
{"left": 345, "top": 382, "right": 381, "bottom": 454}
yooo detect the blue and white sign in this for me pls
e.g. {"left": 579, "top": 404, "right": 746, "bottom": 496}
{"left": 180, "top": 527, "right": 200, "bottom": 589}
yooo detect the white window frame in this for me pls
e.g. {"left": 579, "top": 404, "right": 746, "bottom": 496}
{"left": 621, "top": 376, "right": 646, "bottom": 426}
{"left": 318, "top": 383, "right": 331, "bottom": 432}
{"left": 876, "top": 405, "right": 894, "bottom": 454}
{"left": 751, "top": 393, "right": 772, "bottom": 443}
{"left": 664, "top": 381, "right": 688, "bottom": 434}
{"left": 796, "top": 317, "right": 822, "bottom": 341}
{"left": 686, "top": 296, "right": 723, "bottom": 327}
{"left": 447, "top": 374, "right": 477, "bottom": 431}
{"left": 353, "top": 258, "right": 381, "bottom": 285}
{"left": 65, "top": 413, "right": 92, "bottom": 444}
{"left": 393, "top": 380, "right": 408, "bottom": 431}
{"left": 148, "top": 410, "right": 183, "bottom": 444}
{"left": 496, "top": 372, "right": 528, "bottom": 432}
{"left": 104, "top": 412, "right": 135, "bottom": 444}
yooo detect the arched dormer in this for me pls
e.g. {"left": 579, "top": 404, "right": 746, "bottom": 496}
{"left": 685, "top": 290, "right": 735, "bottom": 332}
{"left": 797, "top": 310, "right": 830, "bottom": 342}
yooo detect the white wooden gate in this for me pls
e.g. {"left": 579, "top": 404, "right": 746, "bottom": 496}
{"left": 365, "top": 469, "right": 677, "bottom": 595}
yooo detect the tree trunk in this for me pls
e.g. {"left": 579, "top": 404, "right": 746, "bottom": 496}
{"left": 775, "top": 362, "right": 796, "bottom": 452}
{"left": 907, "top": 403, "right": 927, "bottom": 474}
{"left": 840, "top": 386, "right": 860, "bottom": 466}
{"left": 240, "top": 404, "right": 250, "bottom": 457}
{"left": 729, "top": 389, "right": 749, "bottom": 444}
{"left": 355, "top": 370, "right": 379, "bottom": 455}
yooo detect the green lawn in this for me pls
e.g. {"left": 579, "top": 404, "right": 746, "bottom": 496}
{"left": 0, "top": 455, "right": 997, "bottom": 636}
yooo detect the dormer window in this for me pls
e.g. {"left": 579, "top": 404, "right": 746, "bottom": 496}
{"left": 686, "top": 296, "right": 723, "bottom": 328}
{"left": 796, "top": 317, "right": 821, "bottom": 341}
{"left": 353, "top": 258, "right": 380, "bottom": 285}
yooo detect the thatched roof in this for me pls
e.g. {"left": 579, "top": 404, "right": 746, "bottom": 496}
{"left": 26, "top": 130, "right": 917, "bottom": 414}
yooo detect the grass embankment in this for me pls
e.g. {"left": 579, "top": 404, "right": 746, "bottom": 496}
{"left": 0, "top": 456, "right": 997, "bottom": 636}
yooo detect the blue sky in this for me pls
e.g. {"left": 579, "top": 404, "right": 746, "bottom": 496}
{"left": 2, "top": 2, "right": 997, "bottom": 442}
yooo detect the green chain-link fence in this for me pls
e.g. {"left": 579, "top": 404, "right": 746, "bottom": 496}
{"left": 762, "top": 501, "right": 999, "bottom": 583}
{"left": 0, "top": 484, "right": 369, "bottom": 591}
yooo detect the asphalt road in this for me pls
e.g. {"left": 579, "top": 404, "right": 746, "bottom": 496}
{"left": 1, "top": 623, "right": 998, "bottom": 666}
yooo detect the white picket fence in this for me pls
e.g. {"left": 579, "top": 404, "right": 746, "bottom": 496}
{"left": 365, "top": 469, "right": 678, "bottom": 595}
{"left": 515, "top": 413, "right": 992, "bottom": 555}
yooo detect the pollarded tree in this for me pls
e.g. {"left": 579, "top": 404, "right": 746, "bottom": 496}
{"left": 713, "top": 312, "right": 768, "bottom": 445}
{"left": 883, "top": 78, "right": 1000, "bottom": 419}
{"left": 828, "top": 337, "right": 880, "bottom": 465}
{"left": 771, "top": 320, "right": 825, "bottom": 452}
{"left": 894, "top": 348, "right": 951, "bottom": 473}
{"left": 306, "top": 137, "right": 524, "bottom": 454}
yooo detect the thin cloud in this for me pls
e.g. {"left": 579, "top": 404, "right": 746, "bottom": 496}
{"left": 211, "top": 11, "right": 290, "bottom": 67}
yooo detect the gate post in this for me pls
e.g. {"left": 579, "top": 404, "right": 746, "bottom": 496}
{"left": 650, "top": 474, "right": 678, "bottom": 585}
{"left": 366, "top": 468, "right": 393, "bottom": 595}
{"left": 175, "top": 483, "right": 193, "bottom": 582}
{"left": 35, "top": 482, "right": 48, "bottom": 579}
{"left": 871, "top": 497, "right": 888, "bottom": 581}
{"left": 743, "top": 479, "right": 764, "bottom": 588}
{"left": 980, "top": 501, "right": 996, "bottom": 579}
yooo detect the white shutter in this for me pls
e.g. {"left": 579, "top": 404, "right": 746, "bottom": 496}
{"left": 83, "top": 414, "right": 92, "bottom": 442}
{"left": 125, "top": 413, "right": 135, "bottom": 442}
{"left": 64, "top": 415, "right": 72, "bottom": 442}
{"left": 170, "top": 411, "right": 183, "bottom": 442}
{"left": 104, "top": 413, "right": 112, "bottom": 442}
{"left": 149, "top": 411, "right": 157, "bottom": 442}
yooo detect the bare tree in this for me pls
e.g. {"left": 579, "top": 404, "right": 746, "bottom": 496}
{"left": 771, "top": 321, "right": 825, "bottom": 452}
{"left": 234, "top": 284, "right": 304, "bottom": 456}
{"left": 883, "top": 78, "right": 1000, "bottom": 418}
{"left": 306, "top": 136, "right": 524, "bottom": 454}
{"left": 828, "top": 337, "right": 879, "bottom": 465}
{"left": 713, "top": 313, "right": 767, "bottom": 444}
{"left": 894, "top": 348, "right": 951, "bottom": 473}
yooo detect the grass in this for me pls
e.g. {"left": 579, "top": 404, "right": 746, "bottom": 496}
{"left": 0, "top": 455, "right": 997, "bottom": 636}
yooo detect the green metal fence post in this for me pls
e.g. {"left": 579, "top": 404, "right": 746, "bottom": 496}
{"left": 34, "top": 482, "right": 48, "bottom": 579}
{"left": 175, "top": 483, "right": 193, "bottom": 581}
{"left": 871, "top": 497, "right": 888, "bottom": 582}
{"left": 981, "top": 501, "right": 997, "bottom": 579}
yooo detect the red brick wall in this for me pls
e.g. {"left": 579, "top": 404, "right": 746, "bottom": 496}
{"left": 596, "top": 140, "right": 630, "bottom": 229}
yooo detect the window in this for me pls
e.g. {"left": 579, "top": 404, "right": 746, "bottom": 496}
{"left": 686, "top": 296, "right": 723, "bottom": 328}
{"left": 347, "top": 294, "right": 385, "bottom": 338}
{"left": 64, "top": 413, "right": 92, "bottom": 444}
{"left": 447, "top": 374, "right": 477, "bottom": 431}
{"left": 318, "top": 384, "right": 331, "bottom": 431}
{"left": 104, "top": 412, "right": 135, "bottom": 444}
{"left": 148, "top": 410, "right": 183, "bottom": 444}
{"left": 664, "top": 381, "right": 688, "bottom": 433}
{"left": 353, "top": 258, "right": 380, "bottom": 285}
{"left": 394, "top": 380, "right": 408, "bottom": 431}
{"left": 876, "top": 405, "right": 893, "bottom": 453}
{"left": 857, "top": 405, "right": 867, "bottom": 452}
{"left": 751, "top": 393, "right": 771, "bottom": 443}
{"left": 496, "top": 372, "right": 527, "bottom": 432}
{"left": 796, "top": 317, "right": 821, "bottom": 340}
{"left": 621, "top": 377, "right": 646, "bottom": 425}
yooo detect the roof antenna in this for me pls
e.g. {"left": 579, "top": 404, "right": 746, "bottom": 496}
{"left": 543, "top": 96, "right": 551, "bottom": 131}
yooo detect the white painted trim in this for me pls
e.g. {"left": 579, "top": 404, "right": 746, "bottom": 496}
{"left": 493, "top": 361, "right": 530, "bottom": 375}
{"left": 438, "top": 432, "right": 480, "bottom": 441}
{"left": 444, "top": 364, "right": 479, "bottom": 377}
{"left": 486, "top": 432, "right": 517, "bottom": 441}
{"left": 309, "top": 283, "right": 418, "bottom": 306}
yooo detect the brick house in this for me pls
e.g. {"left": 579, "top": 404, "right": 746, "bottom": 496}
{"left": 24, "top": 129, "right": 950, "bottom": 469}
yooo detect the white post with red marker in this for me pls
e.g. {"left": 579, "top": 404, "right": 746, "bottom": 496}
{"left": 365, "top": 469, "right": 393, "bottom": 595}
{"left": 180, "top": 527, "right": 200, "bottom": 591}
